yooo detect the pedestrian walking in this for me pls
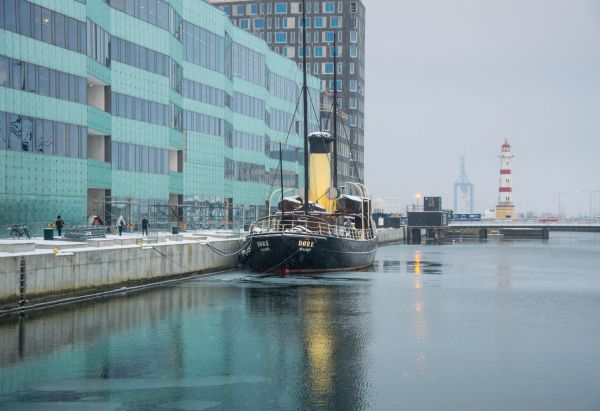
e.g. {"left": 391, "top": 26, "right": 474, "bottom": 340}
{"left": 117, "top": 215, "right": 126, "bottom": 236}
{"left": 55, "top": 215, "right": 64, "bottom": 237}
{"left": 141, "top": 216, "right": 149, "bottom": 236}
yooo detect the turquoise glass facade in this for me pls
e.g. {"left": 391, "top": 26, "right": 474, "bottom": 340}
{"left": 0, "top": 0, "right": 319, "bottom": 227}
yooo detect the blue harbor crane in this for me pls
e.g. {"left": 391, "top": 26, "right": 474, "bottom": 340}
{"left": 454, "top": 156, "right": 475, "bottom": 213}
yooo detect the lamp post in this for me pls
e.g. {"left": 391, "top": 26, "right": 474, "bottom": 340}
{"left": 581, "top": 191, "right": 600, "bottom": 224}
{"left": 553, "top": 192, "right": 566, "bottom": 219}
{"left": 415, "top": 193, "right": 422, "bottom": 211}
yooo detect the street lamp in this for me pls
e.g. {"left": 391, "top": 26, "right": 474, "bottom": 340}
{"left": 415, "top": 193, "right": 422, "bottom": 211}
{"left": 553, "top": 192, "right": 566, "bottom": 219}
{"left": 581, "top": 191, "right": 600, "bottom": 224}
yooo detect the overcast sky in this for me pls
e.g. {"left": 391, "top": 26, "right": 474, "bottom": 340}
{"left": 363, "top": 0, "right": 600, "bottom": 216}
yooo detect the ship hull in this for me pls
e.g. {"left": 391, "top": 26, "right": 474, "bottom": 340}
{"left": 244, "top": 232, "right": 378, "bottom": 273}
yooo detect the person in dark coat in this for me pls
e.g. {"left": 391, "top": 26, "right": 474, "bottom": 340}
{"left": 116, "top": 215, "right": 125, "bottom": 236}
{"left": 55, "top": 216, "right": 64, "bottom": 236}
{"left": 141, "top": 216, "right": 149, "bottom": 236}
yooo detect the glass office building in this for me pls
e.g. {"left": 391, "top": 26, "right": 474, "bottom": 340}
{"left": 208, "top": 0, "right": 366, "bottom": 185}
{"left": 0, "top": 0, "right": 319, "bottom": 227}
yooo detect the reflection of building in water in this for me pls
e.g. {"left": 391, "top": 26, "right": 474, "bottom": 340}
{"left": 0, "top": 285, "right": 239, "bottom": 397}
{"left": 0, "top": 279, "right": 372, "bottom": 407}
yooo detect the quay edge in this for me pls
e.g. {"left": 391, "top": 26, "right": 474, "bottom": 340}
{"left": 0, "top": 228, "right": 405, "bottom": 313}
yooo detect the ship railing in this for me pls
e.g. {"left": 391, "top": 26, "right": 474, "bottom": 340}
{"left": 250, "top": 216, "right": 376, "bottom": 241}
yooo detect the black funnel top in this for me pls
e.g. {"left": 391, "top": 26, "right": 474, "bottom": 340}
{"left": 309, "top": 132, "right": 334, "bottom": 154}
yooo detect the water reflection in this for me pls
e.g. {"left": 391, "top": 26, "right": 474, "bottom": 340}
{"left": 0, "top": 275, "right": 373, "bottom": 409}
{"left": 497, "top": 257, "right": 512, "bottom": 289}
{"left": 406, "top": 252, "right": 443, "bottom": 275}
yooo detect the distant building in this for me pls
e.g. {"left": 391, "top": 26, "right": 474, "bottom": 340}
{"left": 207, "top": 0, "right": 366, "bottom": 186}
{"left": 496, "top": 139, "right": 515, "bottom": 219}
{"left": 453, "top": 155, "right": 474, "bottom": 213}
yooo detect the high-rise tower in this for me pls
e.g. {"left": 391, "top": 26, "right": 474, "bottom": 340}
{"left": 496, "top": 139, "right": 515, "bottom": 220}
{"left": 207, "top": 0, "right": 366, "bottom": 186}
{"left": 453, "top": 156, "right": 474, "bottom": 213}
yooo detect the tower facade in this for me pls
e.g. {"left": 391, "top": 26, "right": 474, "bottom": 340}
{"left": 496, "top": 139, "right": 515, "bottom": 219}
{"left": 207, "top": 0, "right": 366, "bottom": 186}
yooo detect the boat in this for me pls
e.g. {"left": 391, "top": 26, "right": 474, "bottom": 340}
{"left": 241, "top": 0, "right": 378, "bottom": 273}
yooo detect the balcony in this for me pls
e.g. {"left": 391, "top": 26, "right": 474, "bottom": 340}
{"left": 87, "top": 105, "right": 111, "bottom": 136}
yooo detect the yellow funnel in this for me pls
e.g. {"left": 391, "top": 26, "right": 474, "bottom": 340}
{"left": 308, "top": 133, "right": 335, "bottom": 212}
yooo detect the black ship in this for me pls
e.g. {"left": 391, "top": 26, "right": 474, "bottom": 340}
{"left": 241, "top": 0, "right": 377, "bottom": 274}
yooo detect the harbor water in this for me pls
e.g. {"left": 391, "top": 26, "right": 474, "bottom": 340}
{"left": 0, "top": 232, "right": 599, "bottom": 410}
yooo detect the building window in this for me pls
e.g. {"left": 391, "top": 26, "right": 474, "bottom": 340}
{"left": 349, "top": 79, "right": 357, "bottom": 91}
{"left": 349, "top": 62, "right": 355, "bottom": 74}
{"left": 300, "top": 17, "right": 310, "bottom": 27}
{"left": 299, "top": 47, "right": 311, "bottom": 57}
{"left": 325, "top": 31, "right": 335, "bottom": 42}
{"left": 254, "top": 18, "right": 264, "bottom": 29}
{"left": 275, "top": 32, "right": 287, "bottom": 43}
{"left": 330, "top": 16, "right": 340, "bottom": 28}
{"left": 328, "top": 80, "right": 342, "bottom": 90}
{"left": 323, "top": 2, "right": 335, "bottom": 13}
{"left": 350, "top": 46, "right": 358, "bottom": 57}
{"left": 350, "top": 31, "right": 358, "bottom": 43}
{"left": 275, "top": 3, "right": 288, "bottom": 14}
{"left": 349, "top": 114, "right": 357, "bottom": 126}
{"left": 249, "top": 4, "right": 258, "bottom": 15}
{"left": 350, "top": 2, "right": 358, "bottom": 13}
{"left": 324, "top": 63, "right": 334, "bottom": 74}
{"left": 240, "top": 19, "right": 249, "bottom": 29}
{"left": 338, "top": 1, "right": 343, "bottom": 12}
{"left": 314, "top": 47, "right": 324, "bottom": 57}
{"left": 314, "top": 17, "right": 324, "bottom": 28}
{"left": 349, "top": 97, "right": 357, "bottom": 109}
{"left": 237, "top": 5, "right": 244, "bottom": 15}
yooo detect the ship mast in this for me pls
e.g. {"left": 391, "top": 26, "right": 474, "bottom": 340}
{"left": 332, "top": 35, "right": 338, "bottom": 189}
{"left": 302, "top": 0, "right": 309, "bottom": 215}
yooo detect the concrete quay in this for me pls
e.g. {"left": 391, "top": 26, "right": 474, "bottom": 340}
{"left": 0, "top": 233, "right": 245, "bottom": 311}
{"left": 0, "top": 228, "right": 404, "bottom": 313}
{"left": 377, "top": 227, "right": 406, "bottom": 244}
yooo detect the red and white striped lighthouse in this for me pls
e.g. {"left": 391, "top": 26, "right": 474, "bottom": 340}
{"left": 496, "top": 139, "right": 515, "bottom": 220}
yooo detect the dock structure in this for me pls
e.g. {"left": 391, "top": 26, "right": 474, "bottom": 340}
{"left": 447, "top": 220, "right": 600, "bottom": 240}
{"left": 406, "top": 197, "right": 449, "bottom": 244}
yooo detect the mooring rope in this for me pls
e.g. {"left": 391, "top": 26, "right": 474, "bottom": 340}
{"left": 205, "top": 238, "right": 252, "bottom": 257}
